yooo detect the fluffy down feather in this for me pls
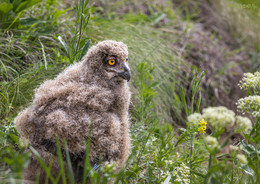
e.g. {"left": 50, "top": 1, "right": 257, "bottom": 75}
{"left": 15, "top": 40, "right": 131, "bottom": 183}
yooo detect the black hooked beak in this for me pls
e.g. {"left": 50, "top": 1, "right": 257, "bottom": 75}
{"left": 118, "top": 64, "right": 131, "bottom": 81}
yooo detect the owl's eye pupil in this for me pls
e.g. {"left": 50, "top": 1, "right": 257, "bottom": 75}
{"left": 108, "top": 59, "right": 116, "bottom": 66}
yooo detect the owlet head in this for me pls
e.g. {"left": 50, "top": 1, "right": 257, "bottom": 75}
{"left": 83, "top": 40, "right": 131, "bottom": 82}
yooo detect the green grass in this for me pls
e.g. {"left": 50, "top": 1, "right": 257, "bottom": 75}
{"left": 0, "top": 0, "right": 259, "bottom": 183}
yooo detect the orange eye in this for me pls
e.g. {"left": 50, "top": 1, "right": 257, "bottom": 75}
{"left": 108, "top": 59, "right": 116, "bottom": 66}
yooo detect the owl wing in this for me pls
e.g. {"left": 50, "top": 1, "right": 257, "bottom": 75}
{"left": 33, "top": 80, "right": 114, "bottom": 112}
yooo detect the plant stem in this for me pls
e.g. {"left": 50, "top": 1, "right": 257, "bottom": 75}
{"left": 208, "top": 154, "right": 212, "bottom": 169}
{"left": 231, "top": 159, "right": 234, "bottom": 183}
{"left": 189, "top": 134, "right": 194, "bottom": 183}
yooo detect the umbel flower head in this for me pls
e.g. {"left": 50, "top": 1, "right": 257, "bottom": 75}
{"left": 235, "top": 116, "right": 252, "bottom": 133}
{"left": 229, "top": 145, "right": 242, "bottom": 152}
{"left": 187, "top": 113, "right": 203, "bottom": 126}
{"left": 238, "top": 71, "right": 260, "bottom": 91}
{"left": 204, "top": 136, "right": 220, "bottom": 150}
{"left": 236, "top": 95, "right": 260, "bottom": 118}
{"left": 202, "top": 106, "right": 235, "bottom": 130}
{"left": 237, "top": 154, "right": 248, "bottom": 164}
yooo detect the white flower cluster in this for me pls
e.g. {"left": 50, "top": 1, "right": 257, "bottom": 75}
{"left": 202, "top": 106, "right": 235, "bottom": 129}
{"left": 236, "top": 95, "right": 260, "bottom": 117}
{"left": 238, "top": 71, "right": 260, "bottom": 90}
{"left": 237, "top": 154, "right": 248, "bottom": 164}
{"left": 187, "top": 113, "right": 202, "bottom": 126}
{"left": 229, "top": 145, "right": 242, "bottom": 152}
{"left": 172, "top": 163, "right": 190, "bottom": 184}
{"left": 187, "top": 106, "right": 253, "bottom": 135}
{"left": 235, "top": 116, "right": 252, "bottom": 132}
{"left": 204, "top": 136, "right": 220, "bottom": 150}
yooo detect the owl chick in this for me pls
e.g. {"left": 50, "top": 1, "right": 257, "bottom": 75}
{"left": 14, "top": 40, "right": 131, "bottom": 183}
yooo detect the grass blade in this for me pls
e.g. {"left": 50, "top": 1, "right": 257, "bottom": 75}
{"left": 180, "top": 87, "right": 189, "bottom": 116}
{"left": 64, "top": 141, "right": 75, "bottom": 184}
{"left": 58, "top": 36, "right": 69, "bottom": 56}
{"left": 56, "top": 139, "right": 67, "bottom": 184}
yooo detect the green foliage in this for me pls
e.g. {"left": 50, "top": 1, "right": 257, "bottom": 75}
{"left": 133, "top": 62, "right": 158, "bottom": 122}
{"left": 0, "top": 118, "right": 31, "bottom": 182}
{"left": 58, "top": 0, "right": 91, "bottom": 63}
{"left": 180, "top": 69, "right": 205, "bottom": 117}
{"left": 0, "top": 0, "right": 42, "bottom": 29}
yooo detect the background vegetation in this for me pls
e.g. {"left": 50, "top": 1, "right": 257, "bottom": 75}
{"left": 0, "top": 0, "right": 259, "bottom": 183}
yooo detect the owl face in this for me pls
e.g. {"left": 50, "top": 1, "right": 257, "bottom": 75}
{"left": 83, "top": 40, "right": 130, "bottom": 82}
{"left": 103, "top": 55, "right": 131, "bottom": 81}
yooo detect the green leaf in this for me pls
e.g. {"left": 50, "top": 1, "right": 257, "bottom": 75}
{"left": 163, "top": 175, "right": 171, "bottom": 184}
{"left": 20, "top": 17, "right": 38, "bottom": 26}
{"left": 239, "top": 165, "right": 255, "bottom": 177}
{"left": 14, "top": 0, "right": 42, "bottom": 13}
{"left": 55, "top": 139, "right": 67, "bottom": 184}
{"left": 196, "top": 91, "right": 201, "bottom": 112}
{"left": 10, "top": 133, "right": 18, "bottom": 143}
{"left": 242, "top": 142, "right": 256, "bottom": 155}
{"left": 191, "top": 170, "right": 205, "bottom": 178}
{"left": 80, "top": 39, "right": 91, "bottom": 60}
{"left": 153, "top": 13, "right": 166, "bottom": 25}
{"left": 4, "top": 157, "right": 13, "bottom": 165}
{"left": 64, "top": 141, "right": 75, "bottom": 184}
{"left": 30, "top": 146, "right": 56, "bottom": 183}
{"left": 0, "top": 92, "right": 7, "bottom": 102}
{"left": 0, "top": 2, "right": 13, "bottom": 15}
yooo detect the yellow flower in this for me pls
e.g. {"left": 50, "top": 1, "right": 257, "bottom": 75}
{"left": 199, "top": 119, "right": 207, "bottom": 127}
{"left": 198, "top": 126, "right": 206, "bottom": 134}
{"left": 197, "top": 119, "right": 207, "bottom": 134}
